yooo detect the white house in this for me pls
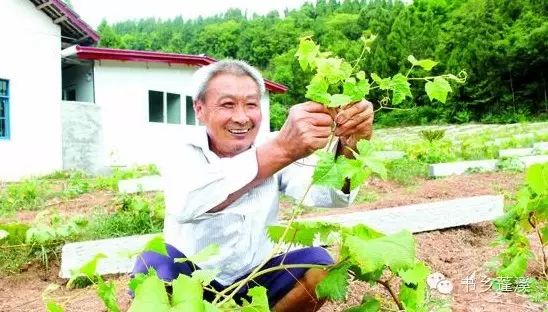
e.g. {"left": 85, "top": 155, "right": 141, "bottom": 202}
{"left": 0, "top": 0, "right": 287, "bottom": 182}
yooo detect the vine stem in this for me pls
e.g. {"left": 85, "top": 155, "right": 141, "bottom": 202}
{"left": 528, "top": 214, "right": 547, "bottom": 279}
{"left": 215, "top": 127, "right": 339, "bottom": 306}
{"left": 377, "top": 279, "right": 404, "bottom": 311}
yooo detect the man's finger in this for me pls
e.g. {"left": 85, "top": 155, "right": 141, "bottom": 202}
{"left": 302, "top": 101, "right": 331, "bottom": 114}
{"left": 308, "top": 112, "right": 334, "bottom": 127}
{"left": 335, "top": 112, "right": 372, "bottom": 137}
{"left": 335, "top": 100, "right": 372, "bottom": 125}
{"left": 309, "top": 125, "right": 333, "bottom": 138}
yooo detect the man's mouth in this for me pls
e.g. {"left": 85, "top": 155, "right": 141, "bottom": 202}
{"left": 228, "top": 128, "right": 251, "bottom": 135}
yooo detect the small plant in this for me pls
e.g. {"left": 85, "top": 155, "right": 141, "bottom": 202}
{"left": 493, "top": 163, "right": 547, "bottom": 278}
{"left": 0, "top": 179, "right": 51, "bottom": 214}
{"left": 419, "top": 129, "right": 446, "bottom": 143}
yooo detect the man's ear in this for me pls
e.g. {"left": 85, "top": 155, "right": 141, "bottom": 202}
{"left": 194, "top": 99, "right": 205, "bottom": 123}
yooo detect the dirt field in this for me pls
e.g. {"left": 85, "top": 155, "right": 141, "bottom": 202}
{"left": 1, "top": 172, "right": 546, "bottom": 312}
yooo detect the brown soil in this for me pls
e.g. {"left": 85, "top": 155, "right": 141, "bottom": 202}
{"left": 1, "top": 171, "right": 546, "bottom": 312}
{"left": 298, "top": 172, "right": 524, "bottom": 218}
{"left": 1, "top": 191, "right": 115, "bottom": 224}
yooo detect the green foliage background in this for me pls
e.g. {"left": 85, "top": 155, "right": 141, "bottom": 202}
{"left": 95, "top": 0, "right": 548, "bottom": 129}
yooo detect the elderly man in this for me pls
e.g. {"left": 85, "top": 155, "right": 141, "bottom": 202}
{"left": 133, "top": 60, "right": 373, "bottom": 311}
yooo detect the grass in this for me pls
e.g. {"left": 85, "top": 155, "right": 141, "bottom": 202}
{"left": 386, "top": 158, "right": 428, "bottom": 186}
{"left": 0, "top": 165, "right": 164, "bottom": 274}
{"left": 0, "top": 164, "right": 159, "bottom": 216}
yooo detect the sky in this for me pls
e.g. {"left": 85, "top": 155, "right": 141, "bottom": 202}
{"left": 69, "top": 0, "right": 313, "bottom": 29}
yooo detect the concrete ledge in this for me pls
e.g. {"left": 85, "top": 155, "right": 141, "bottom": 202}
{"left": 372, "top": 151, "right": 405, "bottom": 160}
{"left": 118, "top": 175, "right": 163, "bottom": 193}
{"left": 519, "top": 155, "right": 548, "bottom": 168}
{"left": 59, "top": 234, "right": 158, "bottom": 278}
{"left": 533, "top": 142, "right": 548, "bottom": 151}
{"left": 428, "top": 160, "right": 498, "bottom": 177}
{"left": 299, "top": 195, "right": 504, "bottom": 235}
{"left": 499, "top": 148, "right": 534, "bottom": 158}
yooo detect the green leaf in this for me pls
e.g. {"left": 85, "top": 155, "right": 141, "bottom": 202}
{"left": 129, "top": 272, "right": 148, "bottom": 292}
{"left": 242, "top": 287, "right": 270, "bottom": 312}
{"left": 97, "top": 278, "right": 121, "bottom": 312}
{"left": 416, "top": 59, "right": 438, "bottom": 71}
{"left": 355, "top": 139, "right": 374, "bottom": 157}
{"left": 312, "top": 151, "right": 346, "bottom": 189}
{"left": 407, "top": 55, "right": 418, "bottom": 66}
{"left": 425, "top": 77, "right": 452, "bottom": 104}
{"left": 398, "top": 262, "right": 430, "bottom": 286}
{"left": 203, "top": 301, "right": 221, "bottom": 312}
{"left": 70, "top": 253, "right": 107, "bottom": 280}
{"left": 171, "top": 274, "right": 205, "bottom": 311}
{"left": 343, "top": 79, "right": 370, "bottom": 101}
{"left": 0, "top": 229, "right": 8, "bottom": 240}
{"left": 316, "top": 263, "right": 350, "bottom": 301}
{"left": 295, "top": 37, "right": 319, "bottom": 71}
{"left": 128, "top": 273, "right": 170, "bottom": 312}
{"left": 541, "top": 225, "right": 548, "bottom": 244}
{"left": 345, "top": 224, "right": 384, "bottom": 241}
{"left": 305, "top": 75, "right": 331, "bottom": 105}
{"left": 142, "top": 235, "right": 168, "bottom": 256}
{"left": 356, "top": 71, "right": 366, "bottom": 81}
{"left": 267, "top": 221, "right": 340, "bottom": 246}
{"left": 353, "top": 141, "right": 387, "bottom": 180}
{"left": 407, "top": 55, "right": 438, "bottom": 71}
{"left": 46, "top": 300, "right": 64, "bottom": 312}
{"left": 313, "top": 151, "right": 367, "bottom": 190}
{"left": 391, "top": 73, "right": 412, "bottom": 105}
{"left": 497, "top": 253, "right": 529, "bottom": 278}
{"left": 328, "top": 94, "right": 353, "bottom": 108}
{"left": 370, "top": 73, "right": 391, "bottom": 90}
{"left": 316, "top": 57, "right": 345, "bottom": 84}
{"left": 344, "top": 296, "right": 380, "bottom": 312}
{"left": 192, "top": 269, "right": 220, "bottom": 285}
{"left": 338, "top": 158, "right": 369, "bottom": 190}
{"left": 526, "top": 163, "right": 547, "bottom": 195}
{"left": 344, "top": 230, "right": 415, "bottom": 274}
{"left": 399, "top": 281, "right": 427, "bottom": 312}
{"left": 185, "top": 244, "right": 220, "bottom": 264}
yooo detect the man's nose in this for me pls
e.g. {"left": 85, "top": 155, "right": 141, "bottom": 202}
{"left": 232, "top": 106, "right": 250, "bottom": 124}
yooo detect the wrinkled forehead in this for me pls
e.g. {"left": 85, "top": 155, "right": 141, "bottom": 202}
{"left": 203, "top": 73, "right": 261, "bottom": 101}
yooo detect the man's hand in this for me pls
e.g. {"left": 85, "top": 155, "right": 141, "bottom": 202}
{"left": 274, "top": 102, "right": 334, "bottom": 160}
{"left": 334, "top": 100, "right": 374, "bottom": 158}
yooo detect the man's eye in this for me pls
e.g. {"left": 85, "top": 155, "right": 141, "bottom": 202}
{"left": 246, "top": 103, "right": 258, "bottom": 107}
{"left": 221, "top": 103, "right": 234, "bottom": 108}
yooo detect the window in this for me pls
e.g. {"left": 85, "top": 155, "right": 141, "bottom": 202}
{"left": 185, "top": 96, "right": 196, "bottom": 125}
{"left": 148, "top": 91, "right": 195, "bottom": 125}
{"left": 0, "top": 79, "right": 9, "bottom": 139}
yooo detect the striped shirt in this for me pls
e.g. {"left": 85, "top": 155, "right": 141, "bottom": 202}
{"left": 161, "top": 126, "right": 357, "bottom": 285}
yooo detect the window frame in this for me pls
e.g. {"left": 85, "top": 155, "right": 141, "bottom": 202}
{"left": 0, "top": 79, "right": 10, "bottom": 140}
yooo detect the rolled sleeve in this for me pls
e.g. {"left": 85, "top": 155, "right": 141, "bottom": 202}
{"left": 163, "top": 147, "right": 259, "bottom": 222}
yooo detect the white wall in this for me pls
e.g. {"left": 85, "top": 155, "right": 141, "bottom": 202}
{"left": 94, "top": 60, "right": 271, "bottom": 167}
{"left": 0, "top": 0, "right": 63, "bottom": 181}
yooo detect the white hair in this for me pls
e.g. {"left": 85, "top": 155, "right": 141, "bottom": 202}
{"left": 191, "top": 60, "right": 266, "bottom": 102}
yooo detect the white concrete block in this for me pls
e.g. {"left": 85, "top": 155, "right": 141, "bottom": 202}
{"left": 118, "top": 175, "right": 163, "bottom": 193}
{"left": 428, "top": 160, "right": 498, "bottom": 177}
{"left": 60, "top": 234, "right": 158, "bottom": 278}
{"left": 518, "top": 155, "right": 548, "bottom": 168}
{"left": 372, "top": 151, "right": 405, "bottom": 160}
{"left": 533, "top": 142, "right": 548, "bottom": 151}
{"left": 499, "top": 148, "right": 534, "bottom": 158}
{"left": 299, "top": 195, "right": 504, "bottom": 234}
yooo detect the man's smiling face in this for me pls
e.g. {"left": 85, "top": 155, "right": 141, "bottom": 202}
{"left": 195, "top": 73, "right": 262, "bottom": 158}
